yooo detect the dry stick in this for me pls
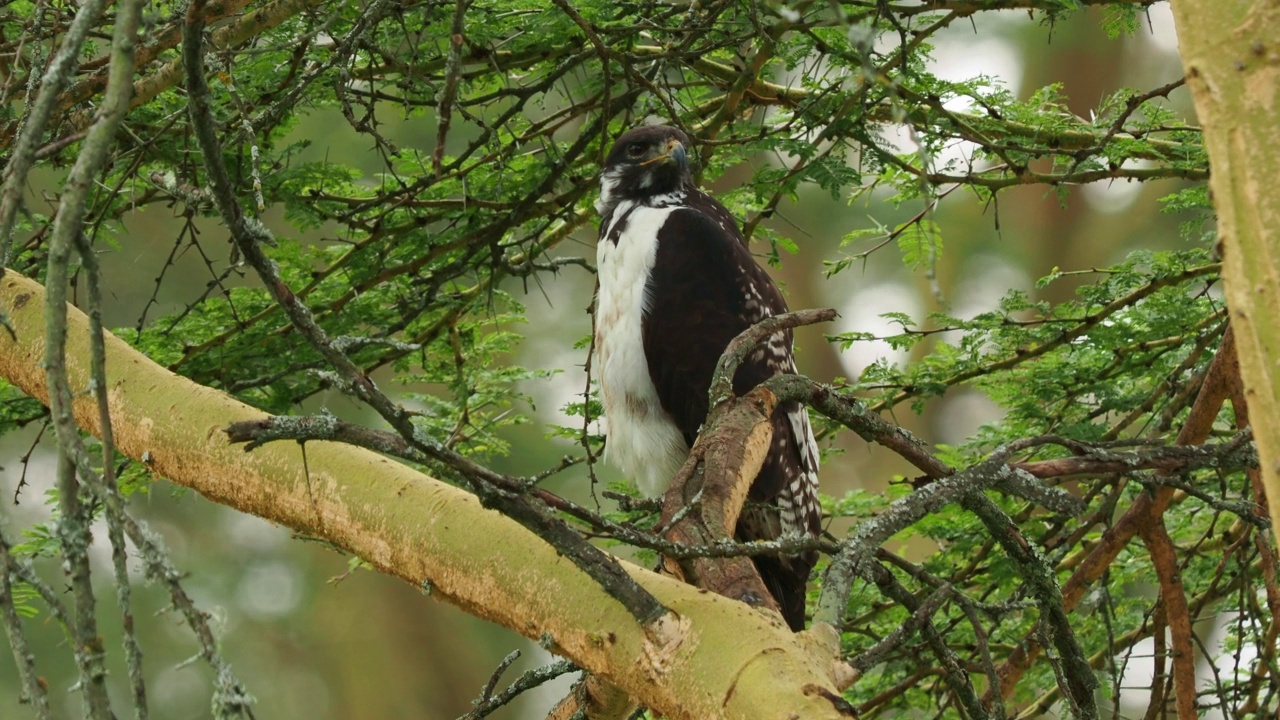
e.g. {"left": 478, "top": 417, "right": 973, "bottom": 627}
{"left": 462, "top": 656, "right": 578, "bottom": 720}
{"left": 863, "top": 564, "right": 989, "bottom": 720}
{"left": 850, "top": 582, "right": 953, "bottom": 674}
{"left": 990, "top": 328, "right": 1238, "bottom": 703}
{"left": 433, "top": 0, "right": 471, "bottom": 178}
{"left": 709, "top": 308, "right": 839, "bottom": 404}
{"left": 181, "top": 0, "right": 666, "bottom": 629}
{"left": 120, "top": 507, "right": 255, "bottom": 715}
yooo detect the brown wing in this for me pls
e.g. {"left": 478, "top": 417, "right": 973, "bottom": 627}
{"left": 640, "top": 198, "right": 819, "bottom": 630}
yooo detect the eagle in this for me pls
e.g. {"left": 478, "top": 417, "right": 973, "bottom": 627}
{"left": 593, "top": 124, "right": 821, "bottom": 630}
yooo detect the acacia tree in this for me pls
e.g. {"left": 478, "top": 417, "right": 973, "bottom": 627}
{"left": 0, "top": 0, "right": 1274, "bottom": 719}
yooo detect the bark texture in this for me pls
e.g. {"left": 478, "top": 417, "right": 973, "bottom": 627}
{"left": 1170, "top": 0, "right": 1280, "bottom": 543}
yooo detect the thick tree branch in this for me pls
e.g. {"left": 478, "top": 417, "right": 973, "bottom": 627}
{"left": 657, "top": 386, "right": 782, "bottom": 616}
{"left": 1010, "top": 437, "right": 1256, "bottom": 480}
{"left": 1170, "top": 0, "right": 1280, "bottom": 550}
{"left": 0, "top": 269, "right": 855, "bottom": 720}
{"left": 223, "top": 414, "right": 837, "bottom": 562}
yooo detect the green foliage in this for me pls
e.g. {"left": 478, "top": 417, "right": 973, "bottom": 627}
{"left": 836, "top": 248, "right": 1220, "bottom": 421}
{"left": 896, "top": 218, "right": 942, "bottom": 272}
{"left": 1101, "top": 5, "right": 1142, "bottom": 38}
{"left": 822, "top": 242, "right": 1247, "bottom": 710}
{"left": 11, "top": 516, "right": 62, "bottom": 560}
{"left": 398, "top": 300, "right": 554, "bottom": 459}
{"left": 0, "top": 0, "right": 1257, "bottom": 717}
{"left": 8, "top": 581, "right": 39, "bottom": 619}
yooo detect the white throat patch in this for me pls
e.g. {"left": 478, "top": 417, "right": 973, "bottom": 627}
{"left": 596, "top": 169, "right": 687, "bottom": 217}
{"left": 595, "top": 168, "right": 625, "bottom": 215}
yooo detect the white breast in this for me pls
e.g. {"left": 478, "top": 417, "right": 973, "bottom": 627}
{"left": 595, "top": 203, "right": 690, "bottom": 497}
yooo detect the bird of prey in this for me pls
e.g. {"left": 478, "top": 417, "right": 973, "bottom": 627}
{"left": 593, "top": 124, "right": 821, "bottom": 630}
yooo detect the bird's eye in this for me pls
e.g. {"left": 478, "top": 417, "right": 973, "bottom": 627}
{"left": 625, "top": 143, "right": 646, "bottom": 158}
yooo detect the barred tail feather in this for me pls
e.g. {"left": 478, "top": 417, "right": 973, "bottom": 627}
{"left": 735, "top": 400, "right": 822, "bottom": 630}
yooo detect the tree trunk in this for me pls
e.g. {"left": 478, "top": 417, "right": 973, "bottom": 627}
{"left": 1170, "top": 0, "right": 1280, "bottom": 543}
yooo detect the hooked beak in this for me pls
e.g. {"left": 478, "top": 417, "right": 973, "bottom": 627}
{"left": 640, "top": 138, "right": 689, "bottom": 171}
{"left": 663, "top": 138, "right": 688, "bottom": 171}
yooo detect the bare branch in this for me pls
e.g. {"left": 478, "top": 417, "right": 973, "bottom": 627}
{"left": 0, "top": 527, "right": 51, "bottom": 719}
{"left": 460, "top": 652, "right": 578, "bottom": 720}
{"left": 42, "top": 0, "right": 147, "bottom": 714}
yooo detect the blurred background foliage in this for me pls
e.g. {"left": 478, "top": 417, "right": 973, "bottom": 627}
{"left": 0, "top": 0, "right": 1263, "bottom": 718}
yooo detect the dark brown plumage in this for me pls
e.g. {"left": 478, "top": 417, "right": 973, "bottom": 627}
{"left": 594, "top": 125, "right": 821, "bottom": 629}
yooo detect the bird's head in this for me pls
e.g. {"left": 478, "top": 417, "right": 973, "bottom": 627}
{"left": 596, "top": 125, "right": 692, "bottom": 216}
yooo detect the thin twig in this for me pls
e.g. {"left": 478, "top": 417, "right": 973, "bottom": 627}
{"left": 0, "top": 527, "right": 52, "bottom": 719}
{"left": 42, "top": 0, "right": 148, "bottom": 714}
{"left": 434, "top": 0, "right": 471, "bottom": 178}
{"left": 459, "top": 654, "right": 578, "bottom": 720}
